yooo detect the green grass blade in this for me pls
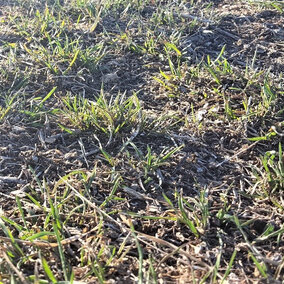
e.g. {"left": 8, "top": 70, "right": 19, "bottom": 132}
{"left": 221, "top": 249, "right": 237, "bottom": 284}
{"left": 249, "top": 251, "right": 267, "bottom": 278}
{"left": 26, "top": 231, "right": 55, "bottom": 241}
{"left": 41, "top": 257, "right": 57, "bottom": 284}
{"left": 15, "top": 196, "right": 29, "bottom": 231}
{"left": 39, "top": 87, "right": 57, "bottom": 107}
{"left": 53, "top": 222, "right": 68, "bottom": 281}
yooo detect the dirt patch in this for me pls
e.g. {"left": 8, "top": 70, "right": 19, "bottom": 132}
{"left": 180, "top": 2, "right": 284, "bottom": 74}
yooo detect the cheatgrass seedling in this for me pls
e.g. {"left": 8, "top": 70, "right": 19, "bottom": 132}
{"left": 41, "top": 256, "right": 57, "bottom": 284}
{"left": 143, "top": 144, "right": 184, "bottom": 181}
{"left": 261, "top": 143, "right": 284, "bottom": 194}
{"left": 247, "top": 0, "right": 284, "bottom": 13}
{"left": 162, "top": 192, "right": 200, "bottom": 238}
{"left": 61, "top": 91, "right": 142, "bottom": 137}
{"left": 0, "top": 94, "right": 17, "bottom": 122}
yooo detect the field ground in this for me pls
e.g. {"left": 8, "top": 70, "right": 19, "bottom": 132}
{"left": 0, "top": 0, "right": 283, "bottom": 283}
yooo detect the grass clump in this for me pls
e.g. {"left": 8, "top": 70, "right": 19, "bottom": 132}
{"left": 60, "top": 91, "right": 142, "bottom": 136}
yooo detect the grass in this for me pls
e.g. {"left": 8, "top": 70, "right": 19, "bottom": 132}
{"left": 0, "top": 0, "right": 283, "bottom": 283}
